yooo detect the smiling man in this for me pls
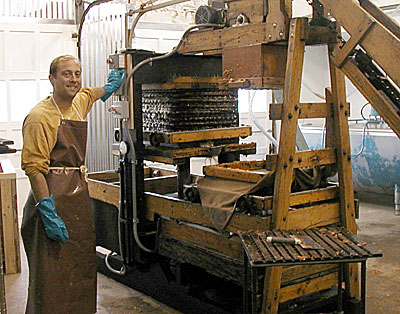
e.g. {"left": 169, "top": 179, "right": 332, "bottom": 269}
{"left": 20, "top": 55, "right": 125, "bottom": 314}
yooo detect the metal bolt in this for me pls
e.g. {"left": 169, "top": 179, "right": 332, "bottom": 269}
{"left": 298, "top": 158, "right": 302, "bottom": 163}
{"left": 268, "top": 34, "right": 272, "bottom": 39}
{"left": 283, "top": 163, "right": 288, "bottom": 168}
{"left": 294, "top": 105, "right": 299, "bottom": 110}
{"left": 289, "top": 156, "right": 294, "bottom": 162}
{"left": 345, "top": 111, "right": 349, "bottom": 116}
{"left": 343, "top": 151, "right": 347, "bottom": 155}
{"left": 288, "top": 113, "right": 293, "bottom": 119}
{"left": 290, "top": 33, "right": 294, "bottom": 38}
{"left": 280, "top": 32, "right": 284, "bottom": 37}
{"left": 348, "top": 156, "right": 351, "bottom": 161}
{"left": 273, "top": 23, "right": 277, "bottom": 28}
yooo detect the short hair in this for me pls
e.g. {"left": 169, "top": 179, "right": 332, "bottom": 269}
{"left": 49, "top": 55, "right": 81, "bottom": 77}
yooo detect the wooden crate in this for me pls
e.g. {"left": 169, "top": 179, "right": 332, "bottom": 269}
{"left": 0, "top": 159, "right": 21, "bottom": 274}
{"left": 0, "top": 211, "right": 6, "bottom": 313}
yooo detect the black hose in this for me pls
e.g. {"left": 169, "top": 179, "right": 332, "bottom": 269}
{"left": 77, "top": 0, "right": 113, "bottom": 60}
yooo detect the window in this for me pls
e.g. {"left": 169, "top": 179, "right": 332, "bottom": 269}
{"left": 40, "top": 79, "right": 52, "bottom": 100}
{"left": 10, "top": 80, "right": 36, "bottom": 122}
{"left": 0, "top": 81, "right": 7, "bottom": 122}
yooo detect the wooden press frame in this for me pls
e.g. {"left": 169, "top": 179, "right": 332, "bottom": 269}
{"left": 261, "top": 18, "right": 358, "bottom": 313}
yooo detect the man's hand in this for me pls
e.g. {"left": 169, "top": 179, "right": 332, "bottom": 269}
{"left": 36, "top": 195, "right": 69, "bottom": 244}
{"left": 101, "top": 69, "right": 126, "bottom": 101}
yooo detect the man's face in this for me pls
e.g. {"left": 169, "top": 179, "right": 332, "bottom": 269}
{"left": 49, "top": 59, "right": 82, "bottom": 100}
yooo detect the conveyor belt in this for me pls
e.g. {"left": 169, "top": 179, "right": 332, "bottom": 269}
{"left": 240, "top": 226, "right": 382, "bottom": 266}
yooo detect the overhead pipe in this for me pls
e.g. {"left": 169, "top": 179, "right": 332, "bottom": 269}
{"left": 77, "top": 0, "right": 113, "bottom": 60}
{"left": 122, "top": 23, "right": 224, "bottom": 96}
{"left": 248, "top": 90, "right": 279, "bottom": 148}
{"left": 126, "top": 0, "right": 191, "bottom": 48}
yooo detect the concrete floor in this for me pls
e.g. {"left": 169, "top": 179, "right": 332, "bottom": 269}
{"left": 4, "top": 193, "right": 400, "bottom": 313}
{"left": 355, "top": 192, "right": 400, "bottom": 314}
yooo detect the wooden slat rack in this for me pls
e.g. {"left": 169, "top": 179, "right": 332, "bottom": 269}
{"left": 240, "top": 227, "right": 382, "bottom": 314}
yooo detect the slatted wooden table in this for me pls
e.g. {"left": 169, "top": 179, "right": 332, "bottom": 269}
{"left": 239, "top": 227, "right": 382, "bottom": 314}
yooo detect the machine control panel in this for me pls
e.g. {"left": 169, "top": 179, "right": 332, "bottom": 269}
{"left": 108, "top": 101, "right": 129, "bottom": 119}
{"left": 106, "top": 54, "right": 126, "bottom": 69}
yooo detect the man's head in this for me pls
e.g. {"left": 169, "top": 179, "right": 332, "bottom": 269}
{"left": 49, "top": 55, "right": 82, "bottom": 101}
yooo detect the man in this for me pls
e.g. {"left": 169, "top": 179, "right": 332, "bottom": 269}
{"left": 21, "top": 55, "right": 125, "bottom": 314}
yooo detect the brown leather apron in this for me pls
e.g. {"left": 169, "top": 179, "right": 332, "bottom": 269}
{"left": 21, "top": 118, "right": 96, "bottom": 314}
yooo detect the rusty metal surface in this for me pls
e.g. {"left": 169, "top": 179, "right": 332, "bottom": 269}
{"left": 142, "top": 89, "right": 238, "bottom": 132}
{"left": 240, "top": 226, "right": 382, "bottom": 266}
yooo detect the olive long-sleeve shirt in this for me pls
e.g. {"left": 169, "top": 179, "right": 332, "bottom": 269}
{"left": 21, "top": 87, "right": 104, "bottom": 177}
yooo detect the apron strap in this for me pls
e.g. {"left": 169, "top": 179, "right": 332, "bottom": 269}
{"left": 48, "top": 165, "right": 88, "bottom": 182}
{"left": 51, "top": 97, "right": 84, "bottom": 121}
{"left": 72, "top": 104, "right": 84, "bottom": 121}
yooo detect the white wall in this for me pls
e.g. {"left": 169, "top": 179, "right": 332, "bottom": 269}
{"left": 0, "top": 20, "right": 76, "bottom": 219}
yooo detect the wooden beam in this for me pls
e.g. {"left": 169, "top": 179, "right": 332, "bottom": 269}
{"left": 281, "top": 264, "right": 338, "bottom": 285}
{"left": 265, "top": 0, "right": 289, "bottom": 42}
{"left": 179, "top": 18, "right": 335, "bottom": 55}
{"left": 88, "top": 171, "right": 118, "bottom": 182}
{"left": 160, "top": 219, "right": 243, "bottom": 260}
{"left": 144, "top": 126, "right": 252, "bottom": 144}
{"left": 145, "top": 193, "right": 271, "bottom": 233}
{"left": 143, "top": 76, "right": 223, "bottom": 90}
{"left": 287, "top": 202, "right": 341, "bottom": 229}
{"left": 226, "top": 0, "right": 265, "bottom": 25}
{"left": 288, "top": 185, "right": 339, "bottom": 207}
{"left": 341, "top": 59, "right": 400, "bottom": 138}
{"left": 178, "top": 19, "right": 310, "bottom": 54}
{"left": 203, "top": 165, "right": 267, "bottom": 183}
{"left": 179, "top": 22, "right": 291, "bottom": 54}
{"left": 270, "top": 102, "right": 350, "bottom": 120}
{"left": 263, "top": 18, "right": 306, "bottom": 314}
{"left": 272, "top": 102, "right": 326, "bottom": 119}
{"left": 144, "top": 175, "right": 177, "bottom": 194}
{"left": 359, "top": 0, "right": 400, "bottom": 39}
{"left": 320, "top": 0, "right": 400, "bottom": 88}
{"left": 328, "top": 51, "right": 358, "bottom": 234}
{"left": 331, "top": 16, "right": 374, "bottom": 67}
{"left": 279, "top": 272, "right": 337, "bottom": 303}
{"left": 249, "top": 185, "right": 339, "bottom": 211}
{"left": 271, "top": 18, "right": 306, "bottom": 229}
{"left": 265, "top": 148, "right": 336, "bottom": 170}
{"left": 88, "top": 178, "right": 119, "bottom": 207}
{"left": 324, "top": 89, "right": 336, "bottom": 149}
{"left": 328, "top": 38, "right": 360, "bottom": 299}
{"left": 145, "top": 142, "right": 256, "bottom": 161}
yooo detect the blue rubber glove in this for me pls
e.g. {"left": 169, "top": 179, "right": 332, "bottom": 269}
{"left": 101, "top": 69, "right": 126, "bottom": 102}
{"left": 36, "top": 194, "right": 69, "bottom": 244}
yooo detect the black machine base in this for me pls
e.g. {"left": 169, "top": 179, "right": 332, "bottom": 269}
{"left": 96, "top": 252, "right": 362, "bottom": 314}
